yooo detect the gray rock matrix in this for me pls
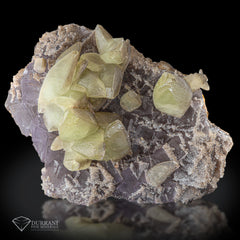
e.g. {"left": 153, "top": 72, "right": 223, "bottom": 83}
{"left": 5, "top": 24, "right": 233, "bottom": 205}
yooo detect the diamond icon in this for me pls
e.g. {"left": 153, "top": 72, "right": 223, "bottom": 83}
{"left": 12, "top": 216, "right": 31, "bottom": 231}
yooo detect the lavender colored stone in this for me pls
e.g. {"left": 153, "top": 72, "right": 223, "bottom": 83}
{"left": 5, "top": 24, "right": 233, "bottom": 206}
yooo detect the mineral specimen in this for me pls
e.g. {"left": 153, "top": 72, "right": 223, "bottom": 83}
{"left": 5, "top": 24, "right": 233, "bottom": 206}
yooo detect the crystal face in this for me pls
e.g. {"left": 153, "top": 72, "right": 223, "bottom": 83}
{"left": 103, "top": 120, "right": 131, "bottom": 161}
{"left": 42, "top": 96, "right": 78, "bottom": 132}
{"left": 79, "top": 53, "right": 105, "bottom": 72}
{"left": 77, "top": 70, "right": 107, "bottom": 98}
{"left": 152, "top": 70, "right": 210, "bottom": 118}
{"left": 153, "top": 72, "right": 193, "bottom": 118}
{"left": 38, "top": 25, "right": 131, "bottom": 171}
{"left": 38, "top": 50, "right": 79, "bottom": 113}
{"left": 58, "top": 108, "right": 99, "bottom": 142}
{"left": 146, "top": 161, "right": 179, "bottom": 187}
{"left": 120, "top": 90, "right": 142, "bottom": 112}
{"left": 63, "top": 150, "right": 91, "bottom": 171}
{"left": 72, "top": 128, "right": 105, "bottom": 160}
{"left": 95, "top": 112, "right": 121, "bottom": 129}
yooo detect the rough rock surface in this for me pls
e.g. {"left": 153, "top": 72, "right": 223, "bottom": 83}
{"left": 5, "top": 24, "right": 233, "bottom": 205}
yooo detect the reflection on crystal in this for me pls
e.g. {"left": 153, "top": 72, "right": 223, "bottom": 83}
{"left": 42, "top": 198, "right": 229, "bottom": 240}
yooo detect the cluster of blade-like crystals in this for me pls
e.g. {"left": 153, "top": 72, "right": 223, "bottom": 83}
{"left": 38, "top": 25, "right": 131, "bottom": 171}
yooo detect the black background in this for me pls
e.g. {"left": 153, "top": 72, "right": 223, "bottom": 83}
{"left": 1, "top": 2, "right": 239, "bottom": 239}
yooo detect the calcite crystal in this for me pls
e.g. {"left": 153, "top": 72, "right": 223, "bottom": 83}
{"left": 37, "top": 25, "right": 131, "bottom": 171}
{"left": 5, "top": 24, "right": 233, "bottom": 205}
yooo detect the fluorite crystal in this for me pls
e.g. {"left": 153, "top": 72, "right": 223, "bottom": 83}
{"left": 5, "top": 24, "right": 233, "bottom": 206}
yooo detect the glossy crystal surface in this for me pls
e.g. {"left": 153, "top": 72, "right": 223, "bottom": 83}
{"left": 37, "top": 25, "right": 130, "bottom": 171}
{"left": 63, "top": 150, "right": 91, "bottom": 171}
{"left": 120, "top": 90, "right": 142, "bottom": 112}
{"left": 72, "top": 128, "right": 105, "bottom": 160}
{"left": 38, "top": 50, "right": 79, "bottom": 113}
{"left": 59, "top": 108, "right": 98, "bottom": 142}
{"left": 95, "top": 112, "right": 121, "bottom": 129}
{"left": 103, "top": 120, "right": 131, "bottom": 161}
{"left": 153, "top": 72, "right": 193, "bottom": 118}
{"left": 78, "top": 70, "right": 107, "bottom": 98}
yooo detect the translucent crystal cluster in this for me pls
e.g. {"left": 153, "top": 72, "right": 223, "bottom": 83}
{"left": 38, "top": 25, "right": 131, "bottom": 171}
